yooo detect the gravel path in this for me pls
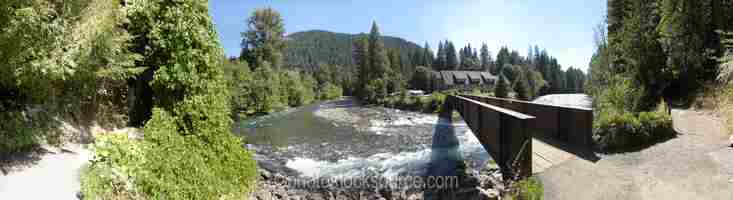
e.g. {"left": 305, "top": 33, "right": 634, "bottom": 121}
{"left": 0, "top": 143, "right": 91, "bottom": 200}
{"left": 538, "top": 109, "right": 733, "bottom": 200}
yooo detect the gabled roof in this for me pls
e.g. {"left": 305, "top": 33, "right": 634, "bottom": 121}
{"left": 467, "top": 72, "right": 483, "bottom": 82}
{"left": 431, "top": 71, "right": 442, "bottom": 80}
{"left": 452, "top": 71, "right": 468, "bottom": 82}
{"left": 480, "top": 72, "right": 497, "bottom": 82}
{"left": 440, "top": 71, "right": 454, "bottom": 85}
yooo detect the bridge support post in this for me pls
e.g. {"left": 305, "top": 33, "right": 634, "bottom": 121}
{"left": 445, "top": 95, "right": 534, "bottom": 181}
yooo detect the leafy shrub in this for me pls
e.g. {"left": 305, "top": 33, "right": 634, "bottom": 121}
{"left": 81, "top": 131, "right": 145, "bottom": 199}
{"left": 0, "top": 111, "right": 38, "bottom": 155}
{"left": 81, "top": 1, "right": 259, "bottom": 199}
{"left": 427, "top": 92, "right": 447, "bottom": 113}
{"left": 138, "top": 108, "right": 257, "bottom": 199}
{"left": 508, "top": 177, "right": 543, "bottom": 200}
{"left": 319, "top": 82, "right": 343, "bottom": 100}
{"left": 594, "top": 101, "right": 674, "bottom": 150}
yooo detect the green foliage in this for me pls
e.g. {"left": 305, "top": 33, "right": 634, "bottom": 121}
{"left": 250, "top": 62, "right": 285, "bottom": 114}
{"left": 241, "top": 7, "right": 286, "bottom": 69}
{"left": 508, "top": 177, "right": 544, "bottom": 200}
{"left": 81, "top": 131, "right": 145, "bottom": 199}
{"left": 82, "top": 1, "right": 259, "bottom": 199}
{"left": 0, "top": 111, "right": 38, "bottom": 155}
{"left": 480, "top": 43, "right": 494, "bottom": 71}
{"left": 319, "top": 82, "right": 343, "bottom": 100}
{"left": 513, "top": 72, "right": 531, "bottom": 101}
{"left": 139, "top": 109, "right": 257, "bottom": 199}
{"left": 383, "top": 92, "right": 447, "bottom": 113}
{"left": 352, "top": 22, "right": 396, "bottom": 104}
{"left": 445, "top": 41, "right": 458, "bottom": 69}
{"left": 282, "top": 71, "right": 316, "bottom": 106}
{"left": 593, "top": 83, "right": 674, "bottom": 151}
{"left": 282, "top": 30, "right": 422, "bottom": 70}
{"left": 1, "top": 0, "right": 140, "bottom": 153}
{"left": 495, "top": 74, "right": 509, "bottom": 98}
{"left": 410, "top": 66, "right": 432, "bottom": 91}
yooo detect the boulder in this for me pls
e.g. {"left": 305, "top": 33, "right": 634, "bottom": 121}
{"left": 729, "top": 135, "right": 733, "bottom": 148}
{"left": 259, "top": 168, "right": 272, "bottom": 180}
{"left": 477, "top": 188, "right": 499, "bottom": 200}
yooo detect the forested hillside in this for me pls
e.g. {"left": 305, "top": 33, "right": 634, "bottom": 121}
{"left": 282, "top": 30, "right": 422, "bottom": 70}
{"left": 587, "top": 0, "right": 733, "bottom": 150}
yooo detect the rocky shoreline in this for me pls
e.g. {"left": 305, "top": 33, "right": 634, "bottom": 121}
{"left": 250, "top": 162, "right": 504, "bottom": 200}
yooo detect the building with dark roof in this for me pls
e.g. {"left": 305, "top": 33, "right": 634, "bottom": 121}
{"left": 431, "top": 70, "right": 497, "bottom": 91}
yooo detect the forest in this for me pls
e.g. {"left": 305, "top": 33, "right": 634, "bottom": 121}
{"left": 588, "top": 0, "right": 733, "bottom": 149}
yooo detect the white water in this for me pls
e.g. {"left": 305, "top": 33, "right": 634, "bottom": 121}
{"left": 285, "top": 127, "right": 488, "bottom": 178}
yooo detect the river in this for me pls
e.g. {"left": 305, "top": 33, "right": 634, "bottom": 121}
{"left": 233, "top": 97, "right": 492, "bottom": 179}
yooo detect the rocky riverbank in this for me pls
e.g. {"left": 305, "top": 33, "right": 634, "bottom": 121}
{"left": 250, "top": 162, "right": 503, "bottom": 200}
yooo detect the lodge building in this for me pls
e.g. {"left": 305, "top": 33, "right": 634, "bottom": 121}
{"left": 431, "top": 70, "right": 498, "bottom": 91}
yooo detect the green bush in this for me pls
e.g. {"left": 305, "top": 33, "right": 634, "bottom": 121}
{"left": 508, "top": 177, "right": 543, "bottom": 200}
{"left": 138, "top": 108, "right": 257, "bottom": 199}
{"left": 319, "top": 82, "right": 343, "bottom": 100}
{"left": 81, "top": 131, "right": 145, "bottom": 199}
{"left": 594, "top": 101, "right": 673, "bottom": 150}
{"left": 428, "top": 92, "right": 447, "bottom": 113}
{"left": 0, "top": 111, "right": 38, "bottom": 155}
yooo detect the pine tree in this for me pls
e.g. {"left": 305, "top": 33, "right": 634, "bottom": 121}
{"left": 513, "top": 72, "right": 531, "bottom": 101}
{"left": 494, "top": 74, "right": 509, "bottom": 98}
{"left": 446, "top": 41, "right": 458, "bottom": 69}
{"left": 435, "top": 41, "right": 446, "bottom": 70}
{"left": 366, "top": 22, "right": 391, "bottom": 101}
{"left": 353, "top": 36, "right": 369, "bottom": 98}
{"left": 241, "top": 7, "right": 286, "bottom": 70}
{"left": 423, "top": 42, "right": 434, "bottom": 68}
{"left": 658, "top": 0, "right": 713, "bottom": 97}
{"left": 495, "top": 47, "right": 511, "bottom": 75}
{"left": 480, "top": 43, "right": 492, "bottom": 72}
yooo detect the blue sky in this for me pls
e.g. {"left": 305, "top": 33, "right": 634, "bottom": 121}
{"left": 209, "top": 0, "right": 606, "bottom": 72}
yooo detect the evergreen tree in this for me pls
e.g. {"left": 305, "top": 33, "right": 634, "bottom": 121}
{"left": 495, "top": 47, "right": 511, "bottom": 75}
{"left": 480, "top": 43, "right": 493, "bottom": 72}
{"left": 364, "top": 22, "right": 391, "bottom": 102}
{"left": 435, "top": 41, "right": 446, "bottom": 70}
{"left": 658, "top": 0, "right": 713, "bottom": 98}
{"left": 494, "top": 74, "right": 509, "bottom": 98}
{"left": 241, "top": 7, "right": 286, "bottom": 70}
{"left": 446, "top": 41, "right": 458, "bottom": 69}
{"left": 423, "top": 42, "right": 434, "bottom": 68}
{"left": 607, "top": 0, "right": 627, "bottom": 71}
{"left": 513, "top": 72, "right": 531, "bottom": 101}
{"left": 353, "top": 36, "right": 370, "bottom": 97}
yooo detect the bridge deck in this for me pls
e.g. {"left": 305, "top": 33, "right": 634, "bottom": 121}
{"left": 531, "top": 138, "right": 577, "bottom": 173}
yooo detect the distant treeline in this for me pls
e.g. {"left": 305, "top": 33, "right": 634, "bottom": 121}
{"left": 278, "top": 26, "right": 587, "bottom": 104}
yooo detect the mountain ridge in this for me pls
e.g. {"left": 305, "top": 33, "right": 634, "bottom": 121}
{"left": 282, "top": 29, "right": 423, "bottom": 70}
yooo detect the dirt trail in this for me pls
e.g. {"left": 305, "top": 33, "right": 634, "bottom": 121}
{"left": 0, "top": 143, "right": 91, "bottom": 200}
{"left": 538, "top": 109, "right": 733, "bottom": 200}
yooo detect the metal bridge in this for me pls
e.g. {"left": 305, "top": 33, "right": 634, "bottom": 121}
{"left": 442, "top": 94, "right": 596, "bottom": 180}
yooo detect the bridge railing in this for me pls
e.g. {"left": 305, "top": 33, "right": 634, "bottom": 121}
{"left": 460, "top": 95, "right": 593, "bottom": 149}
{"left": 444, "top": 95, "right": 535, "bottom": 180}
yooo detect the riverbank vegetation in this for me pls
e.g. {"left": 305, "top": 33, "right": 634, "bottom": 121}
{"left": 506, "top": 177, "right": 544, "bottom": 200}
{"left": 587, "top": 0, "right": 733, "bottom": 150}
{"left": 1, "top": 0, "right": 260, "bottom": 198}
{"left": 347, "top": 21, "right": 586, "bottom": 106}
